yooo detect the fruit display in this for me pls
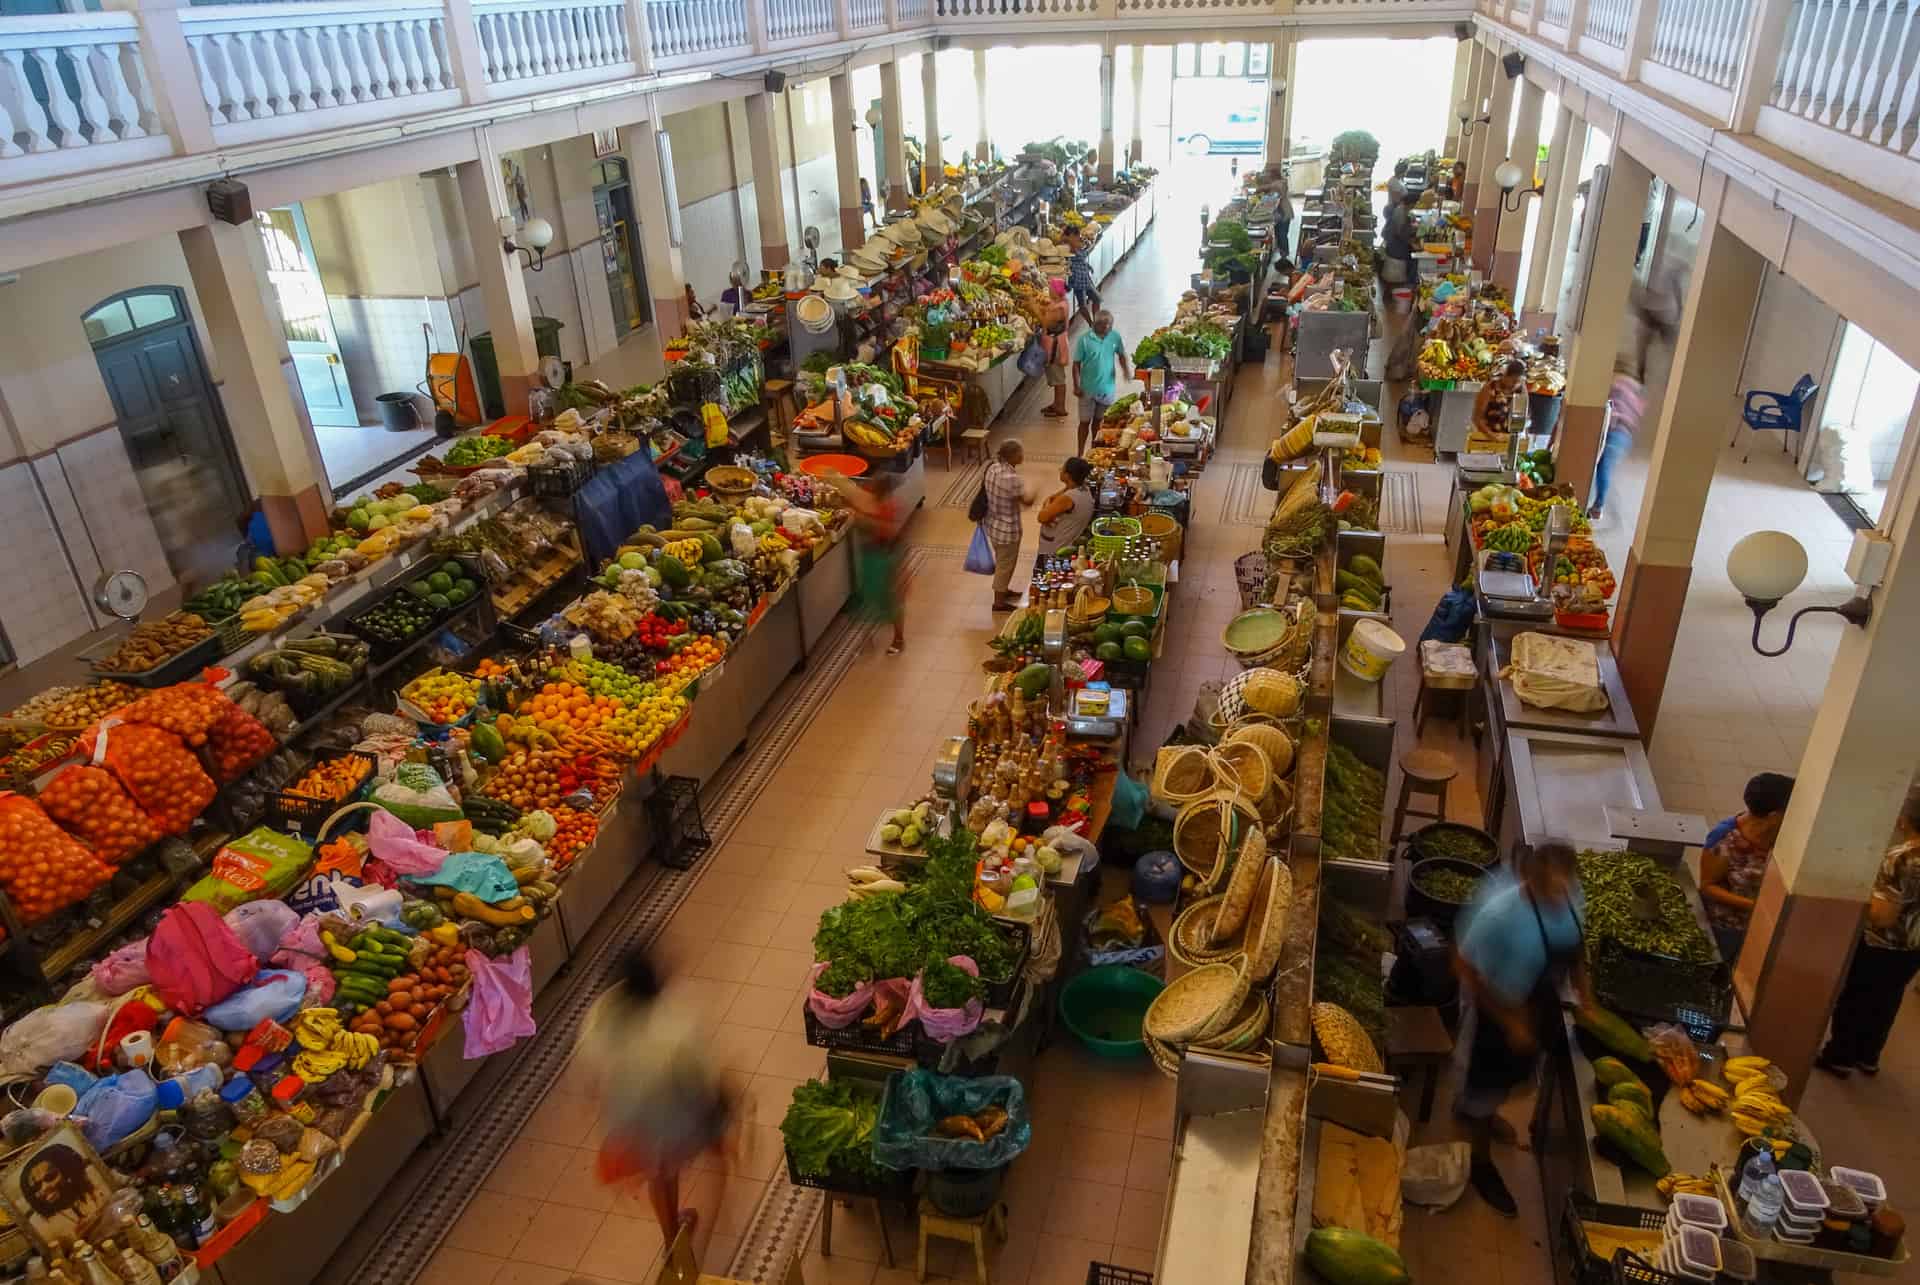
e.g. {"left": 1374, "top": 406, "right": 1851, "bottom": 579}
{"left": 203, "top": 699, "right": 278, "bottom": 783}
{"left": 653, "top": 635, "right": 725, "bottom": 691}
{"left": 405, "top": 559, "right": 482, "bottom": 613}
{"left": 37, "top": 763, "right": 163, "bottom": 864}
{"left": 93, "top": 613, "right": 213, "bottom": 675}
{"left": 441, "top": 433, "right": 517, "bottom": 468}
{"left": 0, "top": 793, "right": 115, "bottom": 922}
{"left": 1336, "top": 559, "right": 1386, "bottom": 613}
{"left": 1590, "top": 1099, "right": 1669, "bottom": 1177}
{"left": 477, "top": 746, "right": 620, "bottom": 811}
{"left": 7, "top": 682, "right": 136, "bottom": 728}
{"left": 1303, "top": 1227, "right": 1411, "bottom": 1285}
{"left": 83, "top": 720, "right": 217, "bottom": 835}
{"left": 544, "top": 803, "right": 598, "bottom": 869}
{"left": 879, "top": 801, "right": 934, "bottom": 850}
{"left": 400, "top": 669, "right": 481, "bottom": 724}
{"left": 247, "top": 632, "right": 370, "bottom": 708}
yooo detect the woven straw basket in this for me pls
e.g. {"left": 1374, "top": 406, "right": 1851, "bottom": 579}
{"left": 1170, "top": 896, "right": 1238, "bottom": 967}
{"left": 1312, "top": 1001, "right": 1385, "bottom": 1074}
{"left": 1194, "top": 992, "right": 1270, "bottom": 1053}
{"left": 1152, "top": 744, "right": 1217, "bottom": 807}
{"left": 1210, "top": 822, "right": 1270, "bottom": 944}
{"left": 1172, "top": 791, "right": 1262, "bottom": 888}
{"left": 1144, "top": 961, "right": 1247, "bottom": 1044}
{"left": 1241, "top": 858, "right": 1294, "bottom": 982}
{"left": 1224, "top": 722, "right": 1295, "bottom": 778}
{"left": 1212, "top": 740, "right": 1272, "bottom": 803}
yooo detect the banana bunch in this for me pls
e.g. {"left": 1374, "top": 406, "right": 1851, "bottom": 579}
{"left": 846, "top": 866, "right": 907, "bottom": 900}
{"left": 844, "top": 421, "right": 894, "bottom": 449}
{"left": 759, "top": 533, "right": 790, "bottom": 555}
{"left": 1727, "top": 1066, "right": 1793, "bottom": 1137}
{"left": 663, "top": 538, "right": 705, "bottom": 567}
{"left": 1677, "top": 1079, "right": 1729, "bottom": 1115}
{"left": 1657, "top": 1172, "right": 1715, "bottom": 1199}
{"left": 291, "top": 1007, "right": 380, "bottom": 1080}
{"left": 1724, "top": 1055, "right": 1774, "bottom": 1085}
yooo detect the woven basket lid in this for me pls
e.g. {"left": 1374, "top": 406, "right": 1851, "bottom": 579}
{"left": 1210, "top": 823, "right": 1269, "bottom": 945}
{"left": 1144, "top": 961, "right": 1244, "bottom": 1044}
{"left": 1225, "top": 722, "right": 1295, "bottom": 777}
{"left": 1311, "top": 1001, "right": 1385, "bottom": 1074}
{"left": 1194, "top": 991, "right": 1270, "bottom": 1053}
{"left": 1170, "top": 897, "right": 1239, "bottom": 967}
{"left": 1241, "top": 858, "right": 1294, "bottom": 983}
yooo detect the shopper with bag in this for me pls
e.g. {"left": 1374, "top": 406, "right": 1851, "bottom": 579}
{"left": 580, "top": 950, "right": 733, "bottom": 1235}
{"left": 1040, "top": 279, "right": 1073, "bottom": 419}
{"left": 972, "top": 439, "right": 1033, "bottom": 612}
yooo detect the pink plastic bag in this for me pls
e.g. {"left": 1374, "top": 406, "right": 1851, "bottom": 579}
{"left": 91, "top": 940, "right": 151, "bottom": 996}
{"left": 806, "top": 963, "right": 911, "bottom": 1032}
{"left": 147, "top": 902, "right": 259, "bottom": 1016}
{"left": 463, "top": 947, "right": 536, "bottom": 1059}
{"left": 366, "top": 809, "right": 450, "bottom": 877}
{"left": 906, "top": 956, "right": 985, "bottom": 1043}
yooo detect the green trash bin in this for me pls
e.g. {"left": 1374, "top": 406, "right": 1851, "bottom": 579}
{"left": 469, "top": 317, "right": 565, "bottom": 418}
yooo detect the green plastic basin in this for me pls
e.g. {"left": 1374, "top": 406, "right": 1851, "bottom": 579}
{"left": 1057, "top": 966, "right": 1165, "bottom": 1058}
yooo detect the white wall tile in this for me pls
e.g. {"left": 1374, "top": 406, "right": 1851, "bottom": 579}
{"left": 0, "top": 461, "right": 96, "bottom": 665}
{"left": 58, "top": 431, "right": 174, "bottom": 594}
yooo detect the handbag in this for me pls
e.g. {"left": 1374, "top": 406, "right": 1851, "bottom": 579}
{"left": 964, "top": 523, "right": 997, "bottom": 574}
{"left": 967, "top": 483, "right": 990, "bottom": 524}
{"left": 1017, "top": 337, "right": 1047, "bottom": 379}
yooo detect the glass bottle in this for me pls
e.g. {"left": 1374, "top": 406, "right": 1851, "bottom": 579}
{"left": 112, "top": 1242, "right": 161, "bottom": 1285}
{"left": 25, "top": 1256, "right": 50, "bottom": 1282}
{"left": 176, "top": 1186, "right": 215, "bottom": 1249}
{"left": 46, "top": 1255, "right": 80, "bottom": 1285}
{"left": 69, "top": 1244, "right": 124, "bottom": 1285}
{"left": 128, "top": 1215, "right": 186, "bottom": 1283}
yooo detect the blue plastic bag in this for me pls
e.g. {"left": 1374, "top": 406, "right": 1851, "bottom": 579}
{"left": 964, "top": 524, "right": 996, "bottom": 576}
{"left": 76, "top": 1068, "right": 157, "bottom": 1151}
{"left": 1110, "top": 770, "right": 1148, "bottom": 831}
{"left": 873, "top": 1070, "right": 1031, "bottom": 1171}
{"left": 1017, "top": 338, "right": 1047, "bottom": 379}
{"left": 1418, "top": 587, "right": 1478, "bottom": 646}
{"left": 202, "top": 969, "right": 308, "bottom": 1032}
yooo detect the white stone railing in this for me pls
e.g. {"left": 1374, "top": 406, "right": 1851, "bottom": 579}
{"left": 1647, "top": 0, "right": 1749, "bottom": 88}
{"left": 1539, "top": 0, "right": 1571, "bottom": 25}
{"left": 1584, "top": 0, "right": 1631, "bottom": 46}
{"left": 0, "top": 13, "right": 158, "bottom": 168}
{"left": 475, "top": 0, "right": 632, "bottom": 84}
{"left": 1759, "top": 0, "right": 1920, "bottom": 186}
{"left": 643, "top": 0, "right": 748, "bottom": 60}
{"left": 180, "top": 2, "right": 454, "bottom": 139}
{"left": 896, "top": 0, "right": 931, "bottom": 21}
{"left": 764, "top": 0, "right": 834, "bottom": 40}
{"left": 848, "top": 0, "right": 885, "bottom": 26}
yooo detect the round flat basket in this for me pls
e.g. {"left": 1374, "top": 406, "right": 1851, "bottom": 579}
{"left": 1311, "top": 1001, "right": 1385, "bottom": 1075}
{"left": 1191, "top": 957, "right": 1253, "bottom": 1042}
{"left": 1172, "top": 792, "right": 1261, "bottom": 887}
{"left": 1143, "top": 961, "right": 1245, "bottom": 1044}
{"left": 1240, "top": 858, "right": 1294, "bottom": 983}
{"left": 705, "top": 464, "right": 756, "bottom": 495}
{"left": 1222, "top": 609, "right": 1291, "bottom": 657}
{"left": 1145, "top": 1029, "right": 1182, "bottom": 1078}
{"left": 1169, "top": 896, "right": 1238, "bottom": 967}
{"left": 1152, "top": 744, "right": 1217, "bottom": 808}
{"left": 1209, "top": 822, "right": 1269, "bottom": 945}
{"left": 1212, "top": 740, "right": 1272, "bottom": 804}
{"left": 1224, "top": 722, "right": 1295, "bottom": 778}
{"left": 1194, "top": 991, "right": 1270, "bottom": 1053}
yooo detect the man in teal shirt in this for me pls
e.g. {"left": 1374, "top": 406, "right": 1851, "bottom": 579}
{"left": 1072, "top": 309, "right": 1131, "bottom": 453}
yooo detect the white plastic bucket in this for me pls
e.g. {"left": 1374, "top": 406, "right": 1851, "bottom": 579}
{"left": 1340, "top": 618, "right": 1406, "bottom": 682}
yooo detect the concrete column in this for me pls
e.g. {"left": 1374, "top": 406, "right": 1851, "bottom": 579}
{"left": 1555, "top": 144, "right": 1651, "bottom": 504}
{"left": 101, "top": 0, "right": 215, "bottom": 153}
{"left": 1444, "top": 38, "right": 1472, "bottom": 157}
{"left": 829, "top": 71, "right": 866, "bottom": 251}
{"left": 1278, "top": 36, "right": 1299, "bottom": 163}
{"left": 1610, "top": 179, "right": 1765, "bottom": 734}
{"left": 922, "top": 52, "right": 943, "bottom": 187}
{"left": 177, "top": 221, "right": 330, "bottom": 551}
{"left": 1522, "top": 103, "right": 1578, "bottom": 328}
{"left": 1491, "top": 74, "right": 1544, "bottom": 292}
{"left": 1263, "top": 37, "right": 1288, "bottom": 167}
{"left": 974, "top": 48, "right": 990, "bottom": 164}
{"left": 1742, "top": 393, "right": 1920, "bottom": 1097}
{"left": 1459, "top": 44, "right": 1492, "bottom": 211}
{"left": 1471, "top": 51, "right": 1516, "bottom": 273}
{"left": 1129, "top": 44, "right": 1146, "bottom": 164}
{"left": 1098, "top": 49, "right": 1117, "bottom": 184}
{"left": 625, "top": 117, "right": 691, "bottom": 343}
{"left": 454, "top": 154, "right": 545, "bottom": 410}
{"left": 744, "top": 92, "right": 789, "bottom": 270}
{"left": 878, "top": 56, "right": 909, "bottom": 211}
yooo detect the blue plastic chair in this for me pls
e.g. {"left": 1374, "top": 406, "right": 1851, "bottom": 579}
{"left": 1732, "top": 374, "right": 1818, "bottom": 462}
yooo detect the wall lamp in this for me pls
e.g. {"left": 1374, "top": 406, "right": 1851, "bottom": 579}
{"left": 1495, "top": 159, "right": 1543, "bottom": 211}
{"left": 1727, "top": 530, "right": 1873, "bottom": 656}
{"left": 1456, "top": 100, "right": 1491, "bottom": 139}
{"left": 498, "top": 215, "right": 553, "bottom": 271}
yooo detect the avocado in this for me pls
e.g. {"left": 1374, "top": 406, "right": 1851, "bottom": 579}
{"left": 427, "top": 592, "right": 452, "bottom": 610}
{"left": 1013, "top": 663, "right": 1052, "bottom": 696}
{"left": 456, "top": 578, "right": 479, "bottom": 597}
{"left": 448, "top": 584, "right": 472, "bottom": 605}
{"left": 1122, "top": 635, "right": 1152, "bottom": 662}
{"left": 1095, "top": 641, "right": 1123, "bottom": 662}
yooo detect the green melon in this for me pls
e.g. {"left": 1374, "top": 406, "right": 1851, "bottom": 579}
{"left": 1122, "top": 635, "right": 1152, "bottom": 662}
{"left": 1095, "top": 641, "right": 1123, "bottom": 662}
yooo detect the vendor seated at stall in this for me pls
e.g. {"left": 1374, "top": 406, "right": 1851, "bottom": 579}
{"left": 1454, "top": 840, "right": 1589, "bottom": 1217}
{"left": 1037, "top": 457, "right": 1096, "bottom": 554}
{"left": 1700, "top": 772, "right": 1795, "bottom": 963}
{"left": 1471, "top": 358, "right": 1527, "bottom": 438}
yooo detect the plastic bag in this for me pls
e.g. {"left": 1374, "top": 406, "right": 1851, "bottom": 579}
{"left": 76, "top": 1068, "right": 158, "bottom": 1150}
{"left": 203, "top": 700, "right": 277, "bottom": 784}
{"left": 181, "top": 828, "right": 312, "bottom": 913}
{"left": 907, "top": 957, "right": 985, "bottom": 1043}
{"left": 0, "top": 793, "right": 116, "bottom": 923}
{"left": 1110, "top": 770, "right": 1148, "bottom": 831}
{"left": 152, "top": 1017, "right": 231, "bottom": 1077}
{"left": 147, "top": 902, "right": 259, "bottom": 1015}
{"left": 119, "top": 683, "right": 231, "bottom": 742}
{"left": 1042, "top": 826, "right": 1097, "bottom": 871}
{"left": 84, "top": 720, "right": 217, "bottom": 836}
{"left": 369, "top": 764, "right": 463, "bottom": 830}
{"left": 1017, "top": 337, "right": 1047, "bottom": 378}
{"left": 1402, "top": 1140, "right": 1470, "bottom": 1208}
{"left": 0, "top": 1002, "right": 110, "bottom": 1078}
{"left": 463, "top": 946, "right": 536, "bottom": 1058}
{"left": 873, "top": 1070, "right": 1031, "bottom": 1171}
{"left": 1645, "top": 1023, "right": 1700, "bottom": 1084}
{"left": 37, "top": 764, "right": 163, "bottom": 865}
{"left": 225, "top": 901, "right": 298, "bottom": 961}
{"left": 203, "top": 970, "right": 308, "bottom": 1032}
{"left": 82, "top": 997, "right": 158, "bottom": 1072}
{"left": 964, "top": 524, "right": 996, "bottom": 575}
{"left": 91, "top": 940, "right": 152, "bottom": 997}
{"left": 365, "top": 809, "right": 450, "bottom": 876}
{"left": 730, "top": 522, "right": 758, "bottom": 560}
{"left": 405, "top": 850, "right": 519, "bottom": 903}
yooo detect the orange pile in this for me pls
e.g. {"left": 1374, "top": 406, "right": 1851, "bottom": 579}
{"left": 521, "top": 681, "right": 617, "bottom": 735}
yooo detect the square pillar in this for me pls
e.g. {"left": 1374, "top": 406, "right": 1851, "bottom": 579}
{"left": 455, "top": 156, "right": 544, "bottom": 408}
{"left": 973, "top": 48, "right": 990, "bottom": 164}
{"left": 177, "top": 221, "right": 330, "bottom": 550}
{"left": 922, "top": 52, "right": 943, "bottom": 187}
{"left": 1097, "top": 49, "right": 1116, "bottom": 185}
{"left": 1522, "top": 103, "right": 1579, "bottom": 328}
{"left": 878, "top": 56, "right": 909, "bottom": 212}
{"left": 1555, "top": 144, "right": 1651, "bottom": 505}
{"left": 1264, "top": 37, "right": 1289, "bottom": 167}
{"left": 829, "top": 70, "right": 865, "bottom": 251}
{"left": 1444, "top": 38, "right": 1472, "bottom": 158}
{"left": 1129, "top": 44, "right": 1146, "bottom": 164}
{"left": 1471, "top": 51, "right": 1516, "bottom": 272}
{"left": 1610, "top": 179, "right": 1765, "bottom": 734}
{"left": 1491, "top": 74, "right": 1544, "bottom": 293}
{"left": 625, "top": 117, "right": 690, "bottom": 342}
{"left": 1460, "top": 44, "right": 1494, "bottom": 211}
{"left": 745, "top": 92, "right": 789, "bottom": 271}
{"left": 1742, "top": 390, "right": 1920, "bottom": 1097}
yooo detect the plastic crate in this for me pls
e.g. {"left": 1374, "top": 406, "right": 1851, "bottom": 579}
{"left": 1560, "top": 1194, "right": 1665, "bottom": 1285}
{"left": 90, "top": 630, "right": 222, "bottom": 689}
{"left": 782, "top": 1144, "right": 915, "bottom": 1202}
{"left": 802, "top": 1003, "right": 917, "bottom": 1058}
{"left": 528, "top": 455, "right": 592, "bottom": 498}
{"left": 978, "top": 917, "right": 1030, "bottom": 1008}
{"left": 1087, "top": 1264, "right": 1153, "bottom": 1285}
{"left": 646, "top": 775, "right": 711, "bottom": 870}
{"left": 1610, "top": 1248, "right": 1688, "bottom": 1285}
{"left": 266, "top": 750, "right": 379, "bottom": 837}
{"left": 1591, "top": 936, "right": 1733, "bottom": 1043}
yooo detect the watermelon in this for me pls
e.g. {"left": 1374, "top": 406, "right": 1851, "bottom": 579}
{"left": 1122, "top": 635, "right": 1151, "bottom": 662}
{"left": 1119, "top": 619, "right": 1151, "bottom": 638}
{"left": 1095, "top": 641, "right": 1123, "bottom": 662}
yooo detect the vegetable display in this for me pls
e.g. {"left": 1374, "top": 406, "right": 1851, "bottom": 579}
{"left": 1576, "top": 849, "right": 1714, "bottom": 964}
{"left": 0, "top": 793, "right": 114, "bottom": 921}
{"left": 812, "top": 829, "right": 1018, "bottom": 993}
{"left": 443, "top": 434, "right": 516, "bottom": 467}
{"left": 1322, "top": 744, "right": 1385, "bottom": 863}
{"left": 84, "top": 720, "right": 217, "bottom": 835}
{"left": 94, "top": 613, "right": 212, "bottom": 674}
{"left": 1411, "top": 865, "right": 1480, "bottom": 903}
{"left": 780, "top": 1079, "right": 884, "bottom": 1182}
{"left": 37, "top": 764, "right": 163, "bottom": 864}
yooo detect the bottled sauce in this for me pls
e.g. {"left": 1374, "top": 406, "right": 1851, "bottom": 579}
{"left": 70, "top": 1244, "right": 124, "bottom": 1285}
{"left": 180, "top": 1088, "right": 233, "bottom": 1147}
{"left": 1746, "top": 1173, "right": 1783, "bottom": 1230}
{"left": 129, "top": 1215, "right": 187, "bottom": 1282}
{"left": 46, "top": 1254, "right": 80, "bottom": 1285}
{"left": 110, "top": 1241, "right": 161, "bottom": 1285}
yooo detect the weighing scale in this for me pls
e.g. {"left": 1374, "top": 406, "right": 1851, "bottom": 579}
{"left": 1476, "top": 548, "right": 1551, "bottom": 621}
{"left": 1041, "top": 609, "right": 1068, "bottom": 714}
{"left": 930, "top": 735, "right": 975, "bottom": 837}
{"left": 1066, "top": 685, "right": 1127, "bottom": 740}
{"left": 94, "top": 569, "right": 149, "bottom": 623}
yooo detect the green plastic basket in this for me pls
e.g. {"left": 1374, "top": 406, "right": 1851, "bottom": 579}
{"left": 1088, "top": 515, "right": 1142, "bottom": 558}
{"left": 1058, "top": 965, "right": 1165, "bottom": 1058}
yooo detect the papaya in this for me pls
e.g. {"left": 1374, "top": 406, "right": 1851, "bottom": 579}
{"left": 1607, "top": 1080, "right": 1655, "bottom": 1119}
{"left": 469, "top": 721, "right": 507, "bottom": 763}
{"left": 699, "top": 533, "right": 726, "bottom": 564}
{"left": 1590, "top": 1056, "right": 1639, "bottom": 1091}
{"left": 1348, "top": 554, "right": 1385, "bottom": 585}
{"left": 1591, "top": 1102, "right": 1670, "bottom": 1177}
{"left": 1575, "top": 1003, "right": 1652, "bottom": 1062}
{"left": 1303, "top": 1227, "right": 1410, "bottom": 1285}
{"left": 654, "top": 548, "right": 692, "bottom": 589}
{"left": 1013, "top": 663, "right": 1052, "bottom": 696}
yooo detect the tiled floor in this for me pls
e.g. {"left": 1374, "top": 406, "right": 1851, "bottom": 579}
{"left": 412, "top": 149, "right": 1920, "bottom": 1285}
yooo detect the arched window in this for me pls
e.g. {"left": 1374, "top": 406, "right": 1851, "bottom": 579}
{"left": 591, "top": 157, "right": 629, "bottom": 189}
{"left": 82, "top": 288, "right": 185, "bottom": 347}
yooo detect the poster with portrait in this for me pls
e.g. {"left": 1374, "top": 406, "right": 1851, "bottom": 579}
{"left": 500, "top": 154, "right": 533, "bottom": 225}
{"left": 0, "top": 1123, "right": 119, "bottom": 1252}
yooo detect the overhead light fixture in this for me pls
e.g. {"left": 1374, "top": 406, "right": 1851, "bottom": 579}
{"left": 1727, "top": 530, "right": 1872, "bottom": 656}
{"left": 865, "top": 105, "right": 883, "bottom": 128}
{"left": 498, "top": 214, "right": 553, "bottom": 271}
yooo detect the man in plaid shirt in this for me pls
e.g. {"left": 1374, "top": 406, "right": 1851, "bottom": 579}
{"left": 983, "top": 439, "right": 1032, "bottom": 610}
{"left": 1065, "top": 230, "right": 1100, "bottom": 322}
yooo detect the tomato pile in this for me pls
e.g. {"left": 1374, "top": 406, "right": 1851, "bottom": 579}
{"left": 37, "top": 764, "right": 162, "bottom": 864}
{"left": 85, "top": 722, "right": 216, "bottom": 835}
{"left": 478, "top": 747, "right": 619, "bottom": 811}
{"left": 0, "top": 795, "right": 114, "bottom": 922}
{"left": 633, "top": 614, "right": 690, "bottom": 650}
{"left": 546, "top": 804, "right": 599, "bottom": 869}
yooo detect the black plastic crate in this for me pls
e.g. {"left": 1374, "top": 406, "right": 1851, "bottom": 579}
{"left": 646, "top": 775, "right": 710, "bottom": 870}
{"left": 1610, "top": 1248, "right": 1687, "bottom": 1285}
{"left": 782, "top": 1144, "right": 915, "bottom": 1202}
{"left": 90, "top": 630, "right": 222, "bottom": 689}
{"left": 1087, "top": 1264, "right": 1153, "bottom": 1285}
{"left": 528, "top": 455, "right": 592, "bottom": 498}
{"left": 1560, "top": 1194, "right": 1665, "bottom": 1285}
{"left": 265, "top": 750, "right": 379, "bottom": 838}
{"left": 978, "top": 916, "right": 1030, "bottom": 1008}
{"left": 802, "top": 1002, "right": 917, "bottom": 1058}
{"left": 1591, "top": 936, "right": 1733, "bottom": 1044}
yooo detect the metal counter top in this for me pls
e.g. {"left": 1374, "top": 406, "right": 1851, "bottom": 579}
{"left": 1486, "top": 623, "right": 1641, "bottom": 741}
{"left": 1507, "top": 727, "right": 1660, "bottom": 849}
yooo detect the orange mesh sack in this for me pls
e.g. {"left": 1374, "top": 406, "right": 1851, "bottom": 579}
{"left": 0, "top": 792, "right": 114, "bottom": 922}
{"left": 84, "top": 720, "right": 217, "bottom": 836}
{"left": 202, "top": 700, "right": 276, "bottom": 784}
{"left": 39, "top": 764, "right": 163, "bottom": 864}
{"left": 120, "top": 682, "right": 232, "bottom": 747}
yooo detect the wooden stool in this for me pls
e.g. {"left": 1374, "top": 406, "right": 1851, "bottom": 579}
{"left": 1390, "top": 749, "right": 1456, "bottom": 844}
{"left": 958, "top": 427, "right": 991, "bottom": 467}
{"left": 1386, "top": 1004, "right": 1455, "bottom": 1122}
{"left": 916, "top": 1198, "right": 1007, "bottom": 1284}
{"left": 763, "top": 379, "right": 798, "bottom": 439}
